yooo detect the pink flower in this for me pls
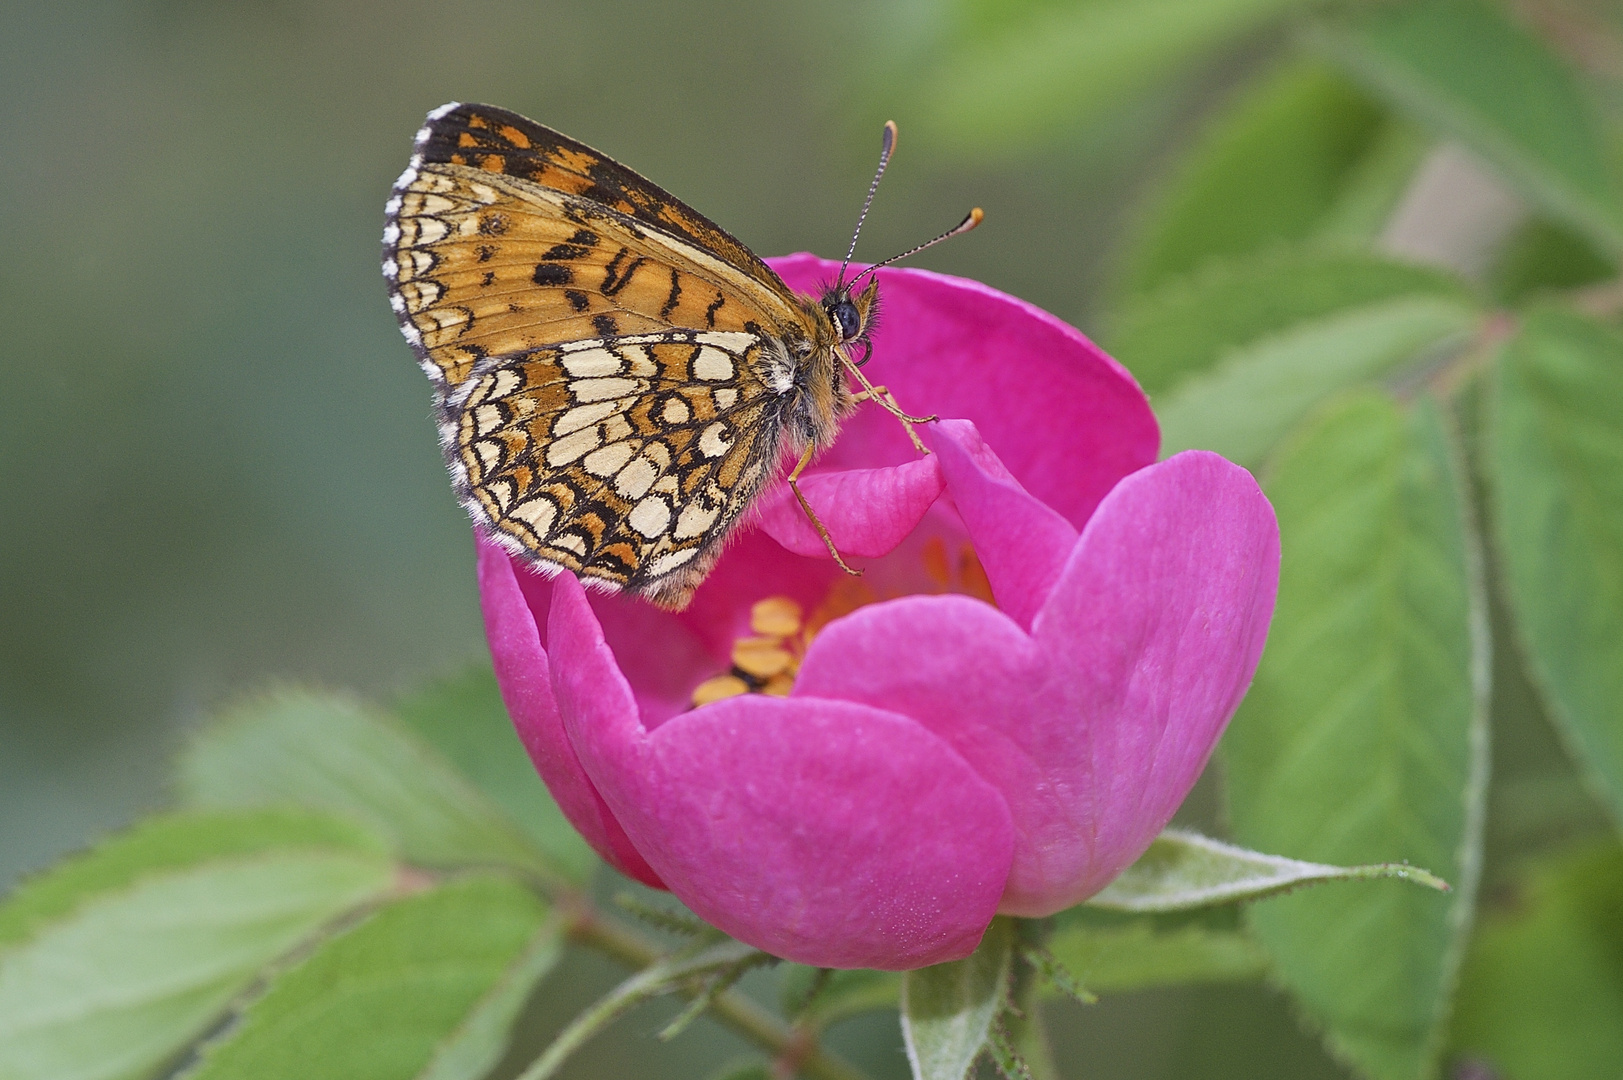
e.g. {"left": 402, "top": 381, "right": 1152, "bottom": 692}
{"left": 479, "top": 255, "right": 1280, "bottom": 970}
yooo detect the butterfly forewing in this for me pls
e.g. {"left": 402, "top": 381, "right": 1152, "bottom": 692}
{"left": 408, "top": 103, "right": 794, "bottom": 310}
{"left": 383, "top": 103, "right": 827, "bottom": 608}
{"left": 386, "top": 164, "right": 802, "bottom": 395}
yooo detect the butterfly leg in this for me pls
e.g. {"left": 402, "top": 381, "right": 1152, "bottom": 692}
{"left": 850, "top": 383, "right": 932, "bottom": 455}
{"left": 786, "top": 445, "right": 862, "bottom": 577}
{"left": 842, "top": 357, "right": 936, "bottom": 454}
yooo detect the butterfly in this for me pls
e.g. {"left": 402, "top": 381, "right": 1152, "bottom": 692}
{"left": 383, "top": 102, "right": 979, "bottom": 610}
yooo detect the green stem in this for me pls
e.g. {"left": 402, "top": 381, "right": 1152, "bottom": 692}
{"left": 564, "top": 901, "right": 873, "bottom": 1080}
{"left": 1007, "top": 921, "right": 1062, "bottom": 1080}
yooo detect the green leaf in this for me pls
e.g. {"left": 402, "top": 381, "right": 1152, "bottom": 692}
{"left": 0, "top": 850, "right": 395, "bottom": 1080}
{"left": 1314, "top": 121, "right": 1434, "bottom": 245}
{"left": 1488, "top": 218, "right": 1617, "bottom": 305}
{"left": 185, "top": 875, "right": 555, "bottom": 1080}
{"left": 1123, "top": 60, "right": 1389, "bottom": 292}
{"left": 901, "top": 917, "right": 1014, "bottom": 1080}
{"left": 1318, "top": 0, "right": 1623, "bottom": 255}
{"left": 1489, "top": 309, "right": 1623, "bottom": 826}
{"left": 179, "top": 689, "right": 551, "bottom": 878}
{"left": 0, "top": 808, "right": 386, "bottom": 953}
{"left": 1046, "top": 911, "right": 1268, "bottom": 994}
{"left": 1108, "top": 248, "right": 1473, "bottom": 397}
{"left": 393, "top": 663, "right": 597, "bottom": 883}
{"left": 1448, "top": 840, "right": 1623, "bottom": 1080}
{"left": 1088, "top": 828, "right": 1448, "bottom": 912}
{"left": 416, "top": 922, "right": 563, "bottom": 1080}
{"left": 1224, "top": 391, "right": 1490, "bottom": 1080}
{"left": 913, "top": 0, "right": 1319, "bottom": 153}
{"left": 1155, "top": 294, "right": 1480, "bottom": 468}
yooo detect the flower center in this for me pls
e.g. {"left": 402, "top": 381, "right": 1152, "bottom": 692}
{"left": 688, "top": 537, "right": 993, "bottom": 708}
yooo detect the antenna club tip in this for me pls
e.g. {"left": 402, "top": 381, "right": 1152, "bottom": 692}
{"left": 882, "top": 120, "right": 897, "bottom": 154}
{"left": 968, "top": 207, "right": 984, "bottom": 227}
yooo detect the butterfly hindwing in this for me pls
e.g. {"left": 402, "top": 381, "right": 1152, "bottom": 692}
{"left": 446, "top": 330, "right": 788, "bottom": 605}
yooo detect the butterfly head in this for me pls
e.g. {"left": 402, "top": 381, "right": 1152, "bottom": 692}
{"left": 821, "top": 276, "right": 881, "bottom": 359}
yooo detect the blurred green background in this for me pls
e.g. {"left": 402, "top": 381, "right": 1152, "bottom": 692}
{"left": 0, "top": 0, "right": 1152, "bottom": 883}
{"left": 5, "top": 2, "right": 1621, "bottom": 1078}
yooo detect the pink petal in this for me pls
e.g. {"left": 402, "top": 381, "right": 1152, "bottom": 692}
{"left": 493, "top": 535, "right": 715, "bottom": 732}
{"left": 768, "top": 254, "right": 1160, "bottom": 529}
{"left": 924, "top": 419, "right": 1077, "bottom": 631}
{"left": 547, "top": 572, "right": 1015, "bottom": 969}
{"left": 1029, "top": 451, "right": 1280, "bottom": 909}
{"left": 475, "top": 537, "right": 664, "bottom": 887}
{"left": 793, "top": 596, "right": 1064, "bottom": 907}
{"left": 791, "top": 453, "right": 1280, "bottom": 916}
{"left": 752, "top": 454, "right": 945, "bottom": 559}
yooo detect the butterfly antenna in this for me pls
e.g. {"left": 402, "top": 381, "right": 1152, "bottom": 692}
{"left": 836, "top": 121, "right": 898, "bottom": 289}
{"left": 849, "top": 207, "right": 985, "bottom": 288}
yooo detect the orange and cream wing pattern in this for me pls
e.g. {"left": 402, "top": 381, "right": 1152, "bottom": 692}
{"left": 382, "top": 102, "right": 817, "bottom": 608}
{"left": 446, "top": 330, "right": 787, "bottom": 607}
{"left": 405, "top": 102, "right": 796, "bottom": 308}
{"left": 383, "top": 162, "right": 808, "bottom": 395}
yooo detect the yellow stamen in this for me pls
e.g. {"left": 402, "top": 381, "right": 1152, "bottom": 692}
{"left": 750, "top": 597, "right": 803, "bottom": 638}
{"left": 691, "top": 673, "right": 751, "bottom": 706}
{"left": 761, "top": 672, "right": 795, "bottom": 697}
{"left": 732, "top": 635, "right": 796, "bottom": 679}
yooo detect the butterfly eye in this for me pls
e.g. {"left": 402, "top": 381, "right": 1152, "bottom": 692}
{"left": 829, "top": 299, "right": 862, "bottom": 341}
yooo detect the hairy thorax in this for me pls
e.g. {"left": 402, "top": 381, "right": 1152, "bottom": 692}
{"left": 777, "top": 294, "right": 858, "bottom": 451}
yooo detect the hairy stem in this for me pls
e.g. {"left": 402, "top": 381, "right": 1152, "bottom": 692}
{"left": 1006, "top": 921, "right": 1062, "bottom": 1080}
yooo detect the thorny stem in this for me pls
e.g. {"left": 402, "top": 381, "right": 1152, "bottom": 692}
{"left": 559, "top": 894, "right": 873, "bottom": 1080}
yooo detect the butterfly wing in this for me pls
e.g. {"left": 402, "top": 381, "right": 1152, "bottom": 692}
{"left": 448, "top": 331, "right": 787, "bottom": 608}
{"left": 385, "top": 102, "right": 814, "bottom": 396}
{"left": 383, "top": 103, "right": 826, "bottom": 608}
{"left": 409, "top": 102, "right": 793, "bottom": 307}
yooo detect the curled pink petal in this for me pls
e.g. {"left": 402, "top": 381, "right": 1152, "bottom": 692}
{"left": 476, "top": 537, "right": 663, "bottom": 887}
{"left": 924, "top": 419, "right": 1077, "bottom": 630}
{"left": 548, "top": 573, "right": 1014, "bottom": 969}
{"left": 753, "top": 455, "right": 945, "bottom": 559}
